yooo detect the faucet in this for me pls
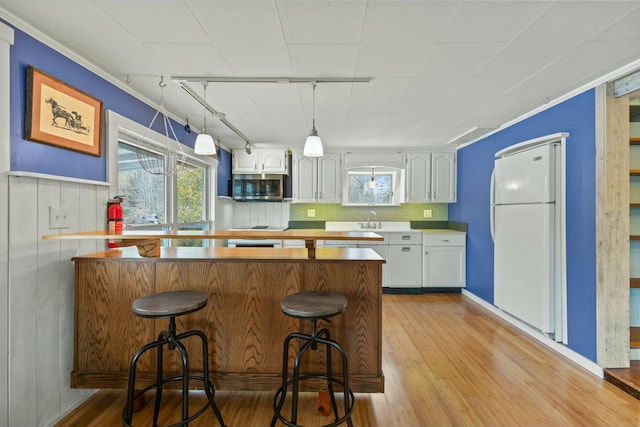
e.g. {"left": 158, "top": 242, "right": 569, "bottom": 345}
{"left": 366, "top": 210, "right": 377, "bottom": 228}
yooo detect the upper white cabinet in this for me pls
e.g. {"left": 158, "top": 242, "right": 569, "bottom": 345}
{"left": 232, "top": 148, "right": 289, "bottom": 174}
{"left": 406, "top": 152, "right": 431, "bottom": 202}
{"left": 431, "top": 151, "right": 456, "bottom": 203}
{"left": 406, "top": 151, "right": 456, "bottom": 203}
{"left": 293, "top": 152, "right": 341, "bottom": 203}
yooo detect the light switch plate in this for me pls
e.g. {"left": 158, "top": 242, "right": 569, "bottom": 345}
{"left": 307, "top": 209, "right": 316, "bottom": 218}
{"left": 423, "top": 209, "right": 432, "bottom": 218}
{"left": 49, "top": 206, "right": 72, "bottom": 229}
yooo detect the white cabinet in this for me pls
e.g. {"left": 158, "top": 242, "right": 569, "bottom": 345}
{"left": 422, "top": 232, "right": 466, "bottom": 288}
{"left": 406, "top": 152, "right": 431, "bottom": 202}
{"left": 232, "top": 148, "right": 288, "bottom": 174}
{"left": 292, "top": 152, "right": 341, "bottom": 203}
{"left": 388, "top": 232, "right": 422, "bottom": 288}
{"left": 431, "top": 151, "right": 456, "bottom": 203}
{"left": 406, "top": 151, "right": 456, "bottom": 203}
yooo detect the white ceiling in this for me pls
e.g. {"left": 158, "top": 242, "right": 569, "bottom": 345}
{"left": 2, "top": 0, "right": 640, "bottom": 152}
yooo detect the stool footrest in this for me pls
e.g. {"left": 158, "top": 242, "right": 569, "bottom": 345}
{"left": 122, "top": 375, "right": 220, "bottom": 427}
{"left": 272, "top": 374, "right": 355, "bottom": 427}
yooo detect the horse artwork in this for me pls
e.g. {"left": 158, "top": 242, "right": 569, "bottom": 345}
{"left": 44, "top": 97, "right": 91, "bottom": 135}
{"left": 25, "top": 65, "right": 102, "bottom": 156}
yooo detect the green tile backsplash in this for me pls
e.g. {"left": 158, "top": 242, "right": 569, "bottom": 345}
{"left": 288, "top": 203, "right": 448, "bottom": 222}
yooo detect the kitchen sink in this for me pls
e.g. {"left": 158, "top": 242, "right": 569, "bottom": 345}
{"left": 325, "top": 221, "right": 412, "bottom": 232}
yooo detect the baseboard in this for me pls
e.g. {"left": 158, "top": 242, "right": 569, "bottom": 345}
{"left": 461, "top": 289, "right": 604, "bottom": 378}
{"left": 45, "top": 389, "right": 98, "bottom": 427}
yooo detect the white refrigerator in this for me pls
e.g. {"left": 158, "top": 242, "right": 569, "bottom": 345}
{"left": 490, "top": 134, "right": 567, "bottom": 343}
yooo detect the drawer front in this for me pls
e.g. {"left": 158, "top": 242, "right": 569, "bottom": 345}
{"left": 422, "top": 233, "right": 466, "bottom": 246}
{"left": 389, "top": 232, "right": 422, "bottom": 245}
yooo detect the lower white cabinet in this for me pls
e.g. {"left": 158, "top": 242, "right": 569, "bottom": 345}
{"left": 422, "top": 232, "right": 466, "bottom": 288}
{"left": 388, "top": 232, "right": 422, "bottom": 288}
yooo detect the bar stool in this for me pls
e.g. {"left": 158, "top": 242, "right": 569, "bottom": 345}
{"left": 271, "top": 291, "right": 355, "bottom": 427}
{"left": 122, "top": 290, "right": 226, "bottom": 427}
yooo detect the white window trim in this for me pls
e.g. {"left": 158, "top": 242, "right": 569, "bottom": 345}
{"left": 342, "top": 166, "right": 405, "bottom": 206}
{"left": 106, "top": 110, "right": 217, "bottom": 230}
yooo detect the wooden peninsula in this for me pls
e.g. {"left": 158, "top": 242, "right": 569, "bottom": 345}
{"left": 45, "top": 230, "right": 385, "bottom": 393}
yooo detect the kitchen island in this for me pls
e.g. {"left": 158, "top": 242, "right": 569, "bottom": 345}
{"left": 68, "top": 239, "right": 385, "bottom": 393}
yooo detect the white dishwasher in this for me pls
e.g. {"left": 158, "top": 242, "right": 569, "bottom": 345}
{"left": 388, "top": 232, "right": 422, "bottom": 288}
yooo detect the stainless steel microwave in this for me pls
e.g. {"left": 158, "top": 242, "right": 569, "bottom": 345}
{"left": 232, "top": 174, "right": 284, "bottom": 201}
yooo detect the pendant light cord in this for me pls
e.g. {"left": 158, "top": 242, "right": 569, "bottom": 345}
{"left": 311, "top": 81, "right": 317, "bottom": 130}
{"left": 202, "top": 82, "right": 208, "bottom": 133}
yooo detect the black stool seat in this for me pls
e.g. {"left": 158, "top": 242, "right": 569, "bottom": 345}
{"left": 280, "top": 291, "right": 347, "bottom": 319}
{"left": 133, "top": 290, "right": 208, "bottom": 318}
{"left": 122, "top": 290, "right": 225, "bottom": 427}
{"left": 272, "top": 291, "right": 354, "bottom": 427}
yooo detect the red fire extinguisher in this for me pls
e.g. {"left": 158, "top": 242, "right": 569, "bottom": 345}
{"left": 107, "top": 196, "right": 123, "bottom": 248}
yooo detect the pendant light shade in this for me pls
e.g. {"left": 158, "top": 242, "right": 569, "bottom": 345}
{"left": 195, "top": 133, "right": 216, "bottom": 155}
{"left": 194, "top": 82, "right": 217, "bottom": 157}
{"left": 303, "top": 81, "right": 323, "bottom": 157}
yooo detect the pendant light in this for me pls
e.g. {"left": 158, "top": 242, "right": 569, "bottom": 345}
{"left": 303, "top": 81, "right": 323, "bottom": 157}
{"left": 194, "top": 82, "right": 217, "bottom": 157}
{"left": 368, "top": 167, "right": 376, "bottom": 189}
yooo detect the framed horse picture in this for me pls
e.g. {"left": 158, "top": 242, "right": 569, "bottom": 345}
{"left": 25, "top": 65, "right": 103, "bottom": 156}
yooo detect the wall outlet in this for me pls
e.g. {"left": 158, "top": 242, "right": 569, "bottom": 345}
{"left": 307, "top": 209, "right": 316, "bottom": 218}
{"left": 49, "top": 206, "right": 72, "bottom": 229}
{"left": 423, "top": 209, "right": 432, "bottom": 218}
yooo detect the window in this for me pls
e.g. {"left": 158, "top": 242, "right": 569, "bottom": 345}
{"left": 118, "top": 142, "right": 166, "bottom": 227}
{"left": 343, "top": 167, "right": 405, "bottom": 206}
{"left": 108, "top": 110, "right": 215, "bottom": 247}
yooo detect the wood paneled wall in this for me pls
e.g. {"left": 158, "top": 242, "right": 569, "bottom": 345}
{"left": 7, "top": 174, "right": 108, "bottom": 427}
{"left": 596, "top": 84, "right": 631, "bottom": 368}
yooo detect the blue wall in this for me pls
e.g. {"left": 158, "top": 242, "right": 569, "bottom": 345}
{"left": 6, "top": 23, "right": 232, "bottom": 181}
{"left": 449, "top": 90, "right": 597, "bottom": 361}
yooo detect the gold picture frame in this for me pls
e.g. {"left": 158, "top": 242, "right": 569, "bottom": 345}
{"left": 25, "top": 65, "right": 103, "bottom": 157}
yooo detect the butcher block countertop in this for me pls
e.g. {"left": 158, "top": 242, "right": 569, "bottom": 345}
{"left": 43, "top": 229, "right": 383, "bottom": 258}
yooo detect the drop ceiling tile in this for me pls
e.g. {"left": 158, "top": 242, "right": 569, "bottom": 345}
{"left": 356, "top": 1, "right": 457, "bottom": 77}
{"left": 95, "top": 0, "right": 210, "bottom": 43}
{"left": 144, "top": 43, "right": 233, "bottom": 76}
{"left": 591, "top": 5, "right": 640, "bottom": 41}
{"left": 437, "top": 1, "right": 549, "bottom": 43}
{"left": 480, "top": 1, "right": 640, "bottom": 77}
{"left": 277, "top": 1, "right": 367, "bottom": 44}
{"left": 288, "top": 44, "right": 359, "bottom": 76}
{"left": 186, "top": 1, "right": 292, "bottom": 75}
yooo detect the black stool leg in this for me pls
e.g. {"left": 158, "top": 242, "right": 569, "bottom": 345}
{"left": 321, "top": 329, "right": 340, "bottom": 424}
{"left": 197, "top": 330, "right": 226, "bottom": 427}
{"left": 152, "top": 333, "right": 165, "bottom": 427}
{"left": 175, "top": 329, "right": 226, "bottom": 427}
{"left": 271, "top": 332, "right": 296, "bottom": 427}
{"left": 171, "top": 337, "right": 190, "bottom": 425}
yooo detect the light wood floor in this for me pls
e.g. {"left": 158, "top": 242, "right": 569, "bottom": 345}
{"left": 56, "top": 293, "right": 640, "bottom": 427}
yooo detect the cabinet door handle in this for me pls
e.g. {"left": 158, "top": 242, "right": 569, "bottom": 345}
{"left": 401, "top": 235, "right": 410, "bottom": 240}
{"left": 441, "top": 239, "right": 450, "bottom": 242}
{"left": 402, "top": 247, "right": 411, "bottom": 252}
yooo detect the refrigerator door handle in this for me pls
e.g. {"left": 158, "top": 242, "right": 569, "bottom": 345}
{"left": 490, "top": 168, "right": 495, "bottom": 242}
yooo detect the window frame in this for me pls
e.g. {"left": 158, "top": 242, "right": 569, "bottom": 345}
{"left": 107, "top": 110, "right": 216, "bottom": 242}
{"left": 342, "top": 166, "right": 405, "bottom": 206}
